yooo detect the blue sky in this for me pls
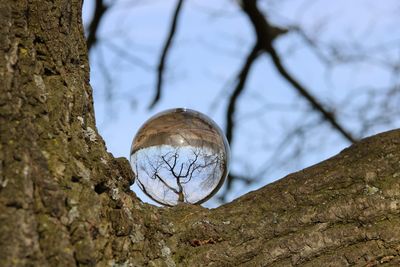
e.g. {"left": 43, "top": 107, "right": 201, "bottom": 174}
{"left": 83, "top": 0, "right": 400, "bottom": 207}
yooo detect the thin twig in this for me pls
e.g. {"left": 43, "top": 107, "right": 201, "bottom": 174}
{"left": 87, "top": 0, "right": 108, "bottom": 51}
{"left": 103, "top": 40, "right": 153, "bottom": 71}
{"left": 149, "top": 0, "right": 185, "bottom": 109}
{"left": 226, "top": 43, "right": 262, "bottom": 145}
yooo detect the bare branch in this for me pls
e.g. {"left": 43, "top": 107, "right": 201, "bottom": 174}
{"left": 225, "top": 43, "right": 262, "bottom": 145}
{"left": 161, "top": 151, "right": 179, "bottom": 177}
{"left": 87, "top": 0, "right": 108, "bottom": 51}
{"left": 155, "top": 173, "right": 179, "bottom": 195}
{"left": 269, "top": 46, "right": 357, "bottom": 143}
{"left": 290, "top": 26, "right": 332, "bottom": 66}
{"left": 240, "top": 0, "right": 357, "bottom": 144}
{"left": 103, "top": 40, "right": 153, "bottom": 71}
{"left": 182, "top": 149, "right": 200, "bottom": 178}
{"left": 149, "top": 0, "right": 185, "bottom": 109}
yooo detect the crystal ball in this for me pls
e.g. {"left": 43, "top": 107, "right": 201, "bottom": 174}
{"left": 130, "top": 108, "right": 230, "bottom": 206}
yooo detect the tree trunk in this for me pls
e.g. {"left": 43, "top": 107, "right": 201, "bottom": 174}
{"left": 1, "top": 1, "right": 400, "bottom": 266}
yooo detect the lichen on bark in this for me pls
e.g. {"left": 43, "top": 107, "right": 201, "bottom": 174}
{"left": 1, "top": 0, "right": 400, "bottom": 266}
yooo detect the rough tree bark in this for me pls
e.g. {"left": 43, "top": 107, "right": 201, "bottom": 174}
{"left": 1, "top": 1, "right": 400, "bottom": 266}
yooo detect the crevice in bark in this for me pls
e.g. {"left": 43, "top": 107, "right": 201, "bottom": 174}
{"left": 94, "top": 181, "right": 108, "bottom": 194}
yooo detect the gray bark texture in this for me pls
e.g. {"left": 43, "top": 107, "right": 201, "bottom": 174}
{"left": 1, "top": 1, "right": 400, "bottom": 266}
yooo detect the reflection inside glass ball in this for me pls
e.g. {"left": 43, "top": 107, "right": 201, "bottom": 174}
{"left": 130, "top": 108, "right": 230, "bottom": 206}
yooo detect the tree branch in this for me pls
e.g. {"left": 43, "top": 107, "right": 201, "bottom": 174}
{"left": 225, "top": 43, "right": 262, "bottom": 145}
{"left": 241, "top": 0, "right": 357, "bottom": 143}
{"left": 155, "top": 173, "right": 179, "bottom": 195}
{"left": 86, "top": 0, "right": 108, "bottom": 51}
{"left": 223, "top": 44, "right": 261, "bottom": 195}
{"left": 149, "top": 0, "right": 185, "bottom": 109}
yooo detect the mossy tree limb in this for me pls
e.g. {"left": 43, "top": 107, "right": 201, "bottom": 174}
{"left": 1, "top": 1, "right": 400, "bottom": 266}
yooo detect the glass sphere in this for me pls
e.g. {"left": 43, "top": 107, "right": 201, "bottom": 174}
{"left": 130, "top": 108, "right": 230, "bottom": 206}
